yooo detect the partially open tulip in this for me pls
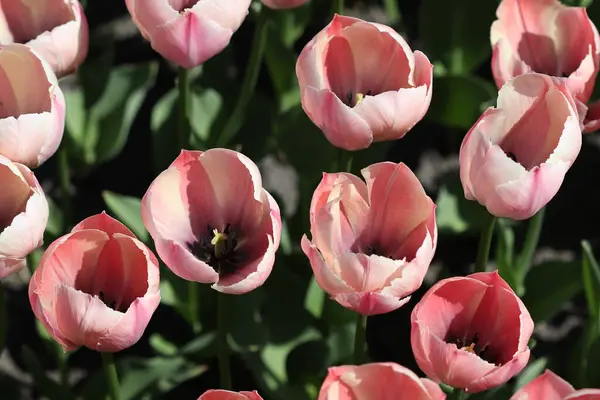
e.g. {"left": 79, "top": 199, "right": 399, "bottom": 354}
{"left": 510, "top": 369, "right": 580, "bottom": 400}
{"left": 296, "top": 14, "right": 433, "bottom": 151}
{"left": 318, "top": 363, "right": 446, "bottom": 400}
{"left": 491, "top": 0, "right": 600, "bottom": 105}
{"left": 261, "top": 0, "right": 309, "bottom": 9}
{"left": 0, "top": 155, "right": 48, "bottom": 279}
{"left": 29, "top": 212, "right": 161, "bottom": 352}
{"left": 198, "top": 390, "right": 263, "bottom": 400}
{"left": 142, "top": 149, "right": 281, "bottom": 295}
{"left": 301, "top": 162, "right": 437, "bottom": 316}
{"left": 125, "top": 0, "right": 252, "bottom": 68}
{"left": 0, "top": 0, "right": 88, "bottom": 77}
{"left": 411, "top": 271, "right": 533, "bottom": 393}
{"left": 0, "top": 44, "right": 66, "bottom": 168}
{"left": 459, "top": 73, "right": 582, "bottom": 220}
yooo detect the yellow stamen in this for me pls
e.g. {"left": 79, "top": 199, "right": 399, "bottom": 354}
{"left": 461, "top": 342, "right": 477, "bottom": 353}
{"left": 211, "top": 229, "right": 228, "bottom": 258}
{"left": 354, "top": 92, "right": 365, "bottom": 106}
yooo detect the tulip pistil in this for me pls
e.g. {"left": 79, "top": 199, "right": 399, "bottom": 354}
{"left": 344, "top": 90, "right": 372, "bottom": 107}
{"left": 448, "top": 333, "right": 495, "bottom": 364}
{"left": 191, "top": 223, "right": 241, "bottom": 276}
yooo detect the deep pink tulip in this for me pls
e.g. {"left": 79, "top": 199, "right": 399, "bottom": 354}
{"left": 0, "top": 0, "right": 88, "bottom": 77}
{"left": 125, "top": 0, "right": 251, "bottom": 68}
{"left": 411, "top": 271, "right": 533, "bottom": 393}
{"left": 142, "top": 149, "right": 282, "bottom": 294}
{"left": 29, "top": 212, "right": 161, "bottom": 352}
{"left": 318, "top": 363, "right": 446, "bottom": 400}
{"left": 261, "top": 0, "right": 309, "bottom": 9}
{"left": 491, "top": 0, "right": 600, "bottom": 105}
{"left": 198, "top": 390, "right": 263, "bottom": 400}
{"left": 566, "top": 391, "right": 600, "bottom": 400}
{"left": 301, "top": 162, "right": 437, "bottom": 316}
{"left": 0, "top": 44, "right": 66, "bottom": 168}
{"left": 459, "top": 73, "right": 582, "bottom": 220}
{"left": 296, "top": 14, "right": 433, "bottom": 151}
{"left": 0, "top": 155, "right": 48, "bottom": 279}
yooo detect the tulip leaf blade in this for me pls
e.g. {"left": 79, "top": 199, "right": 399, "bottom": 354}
{"left": 522, "top": 260, "right": 583, "bottom": 322}
{"left": 582, "top": 240, "right": 600, "bottom": 321}
{"left": 101, "top": 191, "right": 148, "bottom": 243}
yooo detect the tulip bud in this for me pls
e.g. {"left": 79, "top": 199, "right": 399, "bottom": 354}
{"left": 296, "top": 14, "right": 433, "bottom": 150}
{"left": 0, "top": 0, "right": 88, "bottom": 77}
{"left": 125, "top": 0, "right": 252, "bottom": 68}
{"left": 0, "top": 155, "right": 48, "bottom": 279}
{"left": 29, "top": 212, "right": 161, "bottom": 352}
{"left": 0, "top": 44, "right": 66, "bottom": 168}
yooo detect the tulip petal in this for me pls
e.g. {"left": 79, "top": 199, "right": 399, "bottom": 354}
{"left": 510, "top": 369, "right": 575, "bottom": 400}
{"left": 301, "top": 235, "right": 353, "bottom": 295}
{"left": 73, "top": 212, "right": 135, "bottom": 238}
{"left": 334, "top": 290, "right": 411, "bottom": 316}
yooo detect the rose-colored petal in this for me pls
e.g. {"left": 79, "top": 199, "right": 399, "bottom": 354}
{"left": 72, "top": 211, "right": 135, "bottom": 238}
{"left": 198, "top": 389, "right": 263, "bottom": 400}
{"left": 510, "top": 369, "right": 575, "bottom": 400}
{"left": 565, "top": 389, "right": 600, "bottom": 400}
{"left": 260, "top": 0, "right": 309, "bottom": 9}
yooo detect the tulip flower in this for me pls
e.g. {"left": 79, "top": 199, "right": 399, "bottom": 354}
{"left": 411, "top": 271, "right": 533, "bottom": 393}
{"left": 142, "top": 149, "right": 281, "bottom": 295}
{"left": 0, "top": 0, "right": 88, "bottom": 77}
{"left": 125, "top": 0, "right": 252, "bottom": 68}
{"left": 301, "top": 162, "right": 437, "bottom": 316}
{"left": 510, "top": 369, "right": 600, "bottom": 400}
{"left": 491, "top": 0, "right": 600, "bottom": 105}
{"left": 198, "top": 390, "right": 263, "bottom": 400}
{"left": 261, "top": 0, "right": 309, "bottom": 9}
{"left": 0, "top": 44, "right": 66, "bottom": 168}
{"left": 296, "top": 14, "right": 433, "bottom": 151}
{"left": 318, "top": 363, "right": 446, "bottom": 400}
{"left": 0, "top": 155, "right": 48, "bottom": 279}
{"left": 459, "top": 73, "right": 582, "bottom": 220}
{"left": 28, "top": 212, "right": 161, "bottom": 352}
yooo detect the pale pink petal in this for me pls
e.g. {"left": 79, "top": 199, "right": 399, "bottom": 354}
{"left": 154, "top": 238, "right": 218, "bottom": 284}
{"left": 510, "top": 369, "right": 575, "bottom": 400}
{"left": 73, "top": 212, "right": 135, "bottom": 238}
{"left": 334, "top": 290, "right": 411, "bottom": 315}
{"left": 301, "top": 235, "right": 353, "bottom": 295}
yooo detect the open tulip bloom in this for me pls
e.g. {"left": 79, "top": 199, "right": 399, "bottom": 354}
{"left": 142, "top": 149, "right": 282, "bottom": 295}
{"left": 125, "top": 0, "right": 252, "bottom": 69}
{"left": 0, "top": 155, "right": 48, "bottom": 279}
{"left": 302, "top": 162, "right": 437, "bottom": 316}
{"left": 511, "top": 369, "right": 600, "bottom": 400}
{"left": 296, "top": 14, "right": 433, "bottom": 151}
{"left": 0, "top": 43, "right": 66, "bottom": 168}
{"left": 318, "top": 363, "right": 446, "bottom": 400}
{"left": 198, "top": 390, "right": 263, "bottom": 400}
{"left": 29, "top": 213, "right": 161, "bottom": 352}
{"left": 459, "top": 73, "right": 583, "bottom": 220}
{"left": 0, "top": 0, "right": 88, "bottom": 77}
{"left": 411, "top": 271, "right": 534, "bottom": 393}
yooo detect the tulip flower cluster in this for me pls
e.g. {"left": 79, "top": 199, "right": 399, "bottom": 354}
{"left": 2, "top": 0, "right": 600, "bottom": 398}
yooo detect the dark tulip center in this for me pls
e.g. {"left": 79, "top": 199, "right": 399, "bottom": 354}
{"left": 189, "top": 223, "right": 242, "bottom": 276}
{"left": 446, "top": 333, "right": 497, "bottom": 365}
{"left": 344, "top": 90, "right": 373, "bottom": 107}
{"left": 98, "top": 291, "right": 128, "bottom": 313}
{"left": 506, "top": 151, "right": 517, "bottom": 162}
{"left": 364, "top": 245, "right": 380, "bottom": 256}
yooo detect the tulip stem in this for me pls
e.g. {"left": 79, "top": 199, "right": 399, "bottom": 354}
{"left": 216, "top": 8, "right": 268, "bottom": 148}
{"left": 177, "top": 67, "right": 190, "bottom": 149}
{"left": 450, "top": 388, "right": 468, "bottom": 400}
{"left": 58, "top": 146, "right": 72, "bottom": 229}
{"left": 188, "top": 281, "right": 201, "bottom": 334}
{"left": 475, "top": 212, "right": 496, "bottom": 273}
{"left": 55, "top": 343, "right": 69, "bottom": 389}
{"left": 332, "top": 0, "right": 344, "bottom": 15}
{"left": 352, "top": 313, "right": 367, "bottom": 364}
{"left": 101, "top": 352, "right": 121, "bottom": 400}
{"left": 217, "top": 293, "right": 232, "bottom": 390}
{"left": 383, "top": 0, "right": 401, "bottom": 24}
{"left": 515, "top": 207, "right": 546, "bottom": 291}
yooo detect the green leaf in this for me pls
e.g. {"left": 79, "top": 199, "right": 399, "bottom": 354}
{"left": 228, "top": 290, "right": 269, "bottom": 352}
{"left": 419, "top": 0, "right": 497, "bottom": 73}
{"left": 101, "top": 191, "right": 148, "bottom": 243}
{"left": 149, "top": 333, "right": 178, "bottom": 357}
{"left": 189, "top": 87, "right": 223, "bottom": 143}
{"left": 496, "top": 218, "right": 518, "bottom": 292}
{"left": 427, "top": 75, "right": 496, "bottom": 129}
{"left": 514, "top": 357, "right": 548, "bottom": 390}
{"left": 582, "top": 240, "right": 600, "bottom": 321}
{"left": 22, "top": 345, "right": 74, "bottom": 400}
{"left": 522, "top": 260, "right": 583, "bottom": 322}
{"left": 45, "top": 196, "right": 64, "bottom": 239}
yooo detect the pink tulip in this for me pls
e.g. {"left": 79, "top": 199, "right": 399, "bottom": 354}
{"left": 491, "top": 0, "right": 600, "bottom": 105}
{"left": 296, "top": 14, "right": 433, "bottom": 151}
{"left": 459, "top": 73, "right": 582, "bottom": 220}
{"left": 261, "top": 0, "right": 309, "bottom": 9}
{"left": 301, "top": 162, "right": 437, "bottom": 316}
{"left": 0, "top": 0, "right": 88, "bottom": 77}
{"left": 198, "top": 390, "right": 263, "bottom": 400}
{"left": 125, "top": 0, "right": 252, "bottom": 68}
{"left": 28, "top": 212, "right": 161, "bottom": 352}
{"left": 511, "top": 369, "right": 600, "bottom": 400}
{"left": 0, "top": 44, "right": 66, "bottom": 168}
{"left": 0, "top": 155, "right": 48, "bottom": 279}
{"left": 566, "top": 391, "right": 600, "bottom": 400}
{"left": 141, "top": 149, "right": 281, "bottom": 295}
{"left": 411, "top": 271, "right": 533, "bottom": 393}
{"left": 318, "top": 363, "right": 446, "bottom": 400}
